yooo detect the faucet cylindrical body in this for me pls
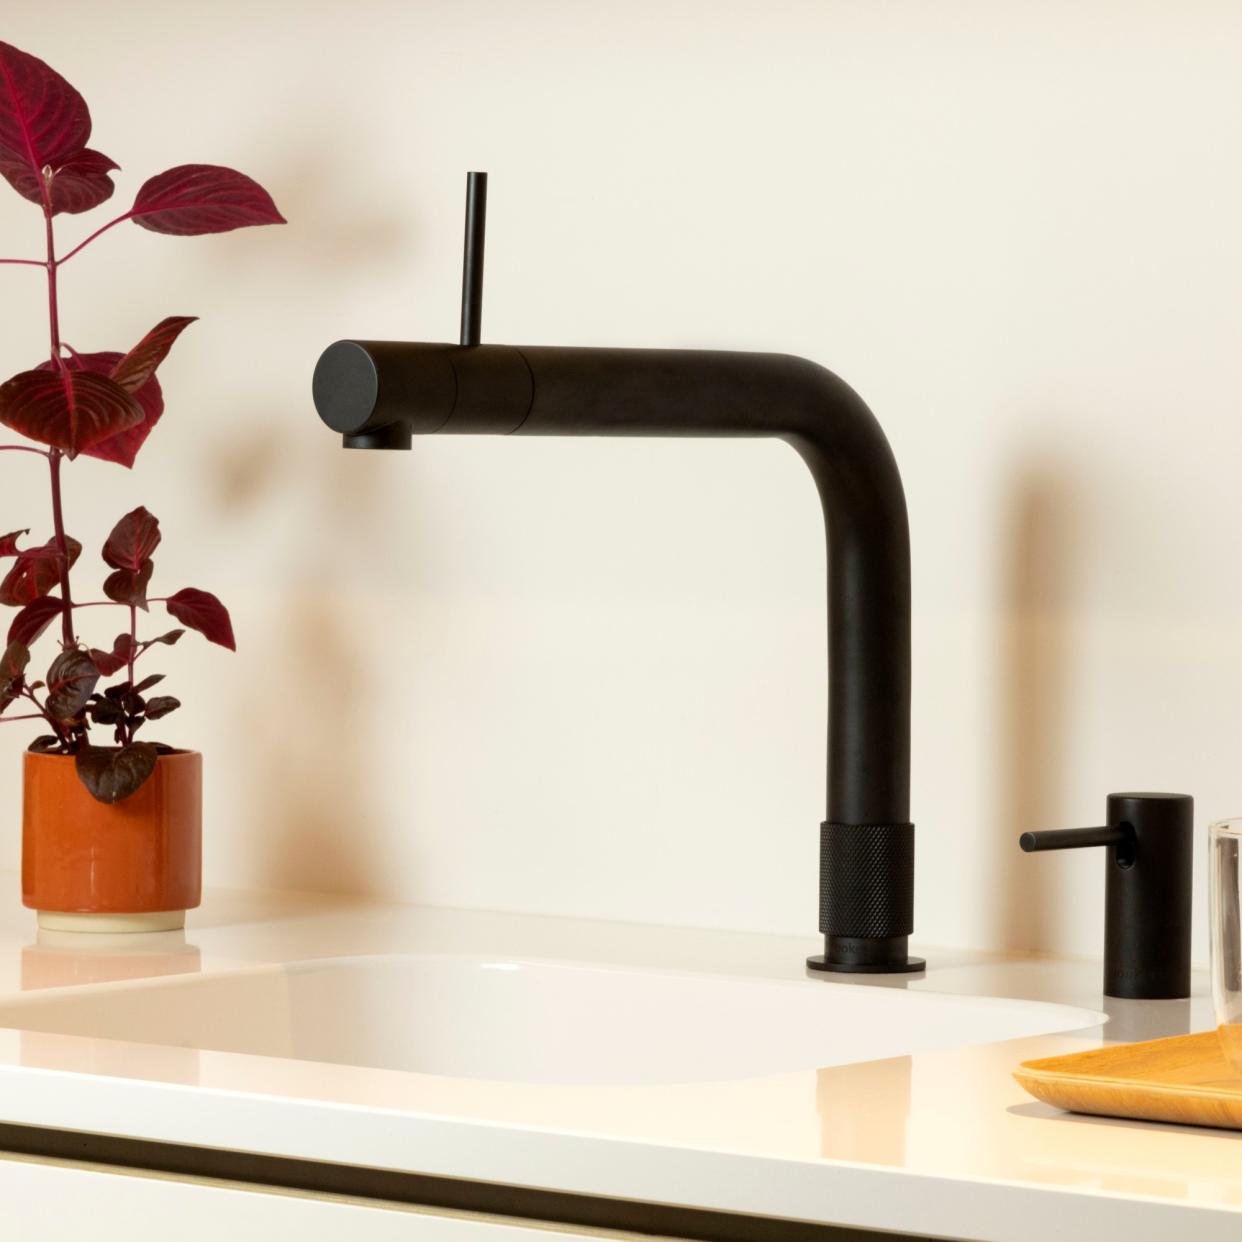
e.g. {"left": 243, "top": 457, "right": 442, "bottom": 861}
{"left": 313, "top": 340, "right": 919, "bottom": 972}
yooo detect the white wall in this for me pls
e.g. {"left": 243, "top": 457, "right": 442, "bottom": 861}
{"left": 1, "top": 0, "right": 1240, "bottom": 963}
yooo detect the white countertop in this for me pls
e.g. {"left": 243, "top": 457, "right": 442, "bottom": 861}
{"left": 0, "top": 878, "right": 1236, "bottom": 1242}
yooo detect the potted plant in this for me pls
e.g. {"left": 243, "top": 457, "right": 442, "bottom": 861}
{"left": 0, "top": 42, "right": 283, "bottom": 931}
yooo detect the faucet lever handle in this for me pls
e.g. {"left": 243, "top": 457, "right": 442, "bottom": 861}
{"left": 460, "top": 171, "right": 488, "bottom": 347}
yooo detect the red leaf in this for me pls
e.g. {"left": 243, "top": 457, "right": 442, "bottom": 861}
{"left": 104, "top": 562, "right": 153, "bottom": 610}
{"left": 49, "top": 148, "right": 116, "bottom": 214}
{"left": 37, "top": 352, "right": 162, "bottom": 468}
{"left": 101, "top": 507, "right": 159, "bottom": 609}
{"left": 0, "top": 536, "right": 81, "bottom": 606}
{"left": 0, "top": 529, "right": 27, "bottom": 557}
{"left": 75, "top": 741, "right": 157, "bottom": 804}
{"left": 103, "top": 506, "right": 161, "bottom": 571}
{"left": 0, "top": 43, "right": 91, "bottom": 211}
{"left": 0, "top": 367, "right": 144, "bottom": 458}
{"left": 130, "top": 164, "right": 284, "bottom": 236}
{"left": 89, "top": 632, "right": 134, "bottom": 677}
{"left": 111, "top": 317, "right": 196, "bottom": 394}
{"left": 166, "top": 587, "right": 235, "bottom": 650}
{"left": 143, "top": 694, "right": 180, "bottom": 720}
{"left": 85, "top": 375, "right": 161, "bottom": 467}
{"left": 7, "top": 595, "right": 64, "bottom": 647}
{"left": 0, "top": 640, "right": 27, "bottom": 679}
{"left": 0, "top": 638, "right": 29, "bottom": 714}
{"left": 45, "top": 647, "right": 98, "bottom": 721}
{"left": 0, "top": 146, "right": 117, "bottom": 215}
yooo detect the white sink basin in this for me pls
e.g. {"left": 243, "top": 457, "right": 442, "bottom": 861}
{"left": 0, "top": 954, "right": 1103, "bottom": 1086}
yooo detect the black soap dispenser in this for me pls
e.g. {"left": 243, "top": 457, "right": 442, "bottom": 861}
{"left": 1019, "top": 792, "right": 1193, "bottom": 999}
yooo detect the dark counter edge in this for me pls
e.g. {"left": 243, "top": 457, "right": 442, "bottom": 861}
{"left": 0, "top": 1121, "right": 947, "bottom": 1242}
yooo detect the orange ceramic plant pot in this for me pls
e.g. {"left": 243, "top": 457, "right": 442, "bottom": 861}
{"left": 22, "top": 749, "right": 202, "bottom": 932}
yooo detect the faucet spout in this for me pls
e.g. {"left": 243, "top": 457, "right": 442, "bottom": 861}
{"left": 313, "top": 340, "right": 920, "bottom": 973}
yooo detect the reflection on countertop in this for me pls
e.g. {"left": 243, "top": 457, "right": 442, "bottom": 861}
{"left": 0, "top": 871, "right": 1232, "bottom": 1242}
{"left": 21, "top": 929, "right": 202, "bottom": 991}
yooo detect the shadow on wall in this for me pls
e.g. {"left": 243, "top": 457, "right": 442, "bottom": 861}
{"left": 198, "top": 124, "right": 420, "bottom": 896}
{"left": 269, "top": 144, "right": 413, "bottom": 270}
{"left": 233, "top": 435, "right": 405, "bottom": 898}
{"left": 197, "top": 136, "right": 416, "bottom": 512}
{"left": 990, "top": 454, "right": 1083, "bottom": 953}
{"left": 206, "top": 424, "right": 290, "bottom": 512}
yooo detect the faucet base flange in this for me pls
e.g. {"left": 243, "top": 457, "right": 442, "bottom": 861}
{"left": 807, "top": 933, "right": 926, "bottom": 975}
{"left": 806, "top": 954, "right": 927, "bottom": 975}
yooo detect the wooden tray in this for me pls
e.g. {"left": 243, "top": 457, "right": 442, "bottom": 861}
{"left": 1015, "top": 1030, "right": 1242, "bottom": 1130}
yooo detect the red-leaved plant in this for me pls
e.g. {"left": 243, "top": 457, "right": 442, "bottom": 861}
{"left": 0, "top": 43, "right": 283, "bottom": 804}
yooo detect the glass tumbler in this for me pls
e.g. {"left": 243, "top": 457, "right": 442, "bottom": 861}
{"left": 1211, "top": 818, "right": 1242, "bottom": 1074}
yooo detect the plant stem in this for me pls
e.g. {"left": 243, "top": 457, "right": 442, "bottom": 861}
{"left": 0, "top": 445, "right": 49, "bottom": 457}
{"left": 56, "top": 212, "right": 132, "bottom": 266}
{"left": 44, "top": 213, "right": 64, "bottom": 372}
{"left": 128, "top": 604, "right": 137, "bottom": 685}
{"left": 0, "top": 713, "right": 48, "bottom": 723}
{"left": 0, "top": 257, "right": 43, "bottom": 267}
{"left": 42, "top": 207, "right": 77, "bottom": 650}
{"left": 19, "top": 688, "right": 63, "bottom": 745}
{"left": 47, "top": 452, "right": 74, "bottom": 647}
{"left": 68, "top": 597, "right": 168, "bottom": 611}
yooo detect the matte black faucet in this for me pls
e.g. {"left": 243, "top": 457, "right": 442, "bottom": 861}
{"left": 312, "top": 174, "right": 923, "bottom": 974}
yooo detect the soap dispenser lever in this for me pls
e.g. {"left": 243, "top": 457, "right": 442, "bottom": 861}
{"left": 1019, "top": 824, "right": 1132, "bottom": 856}
{"left": 1018, "top": 792, "right": 1193, "bottom": 1000}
